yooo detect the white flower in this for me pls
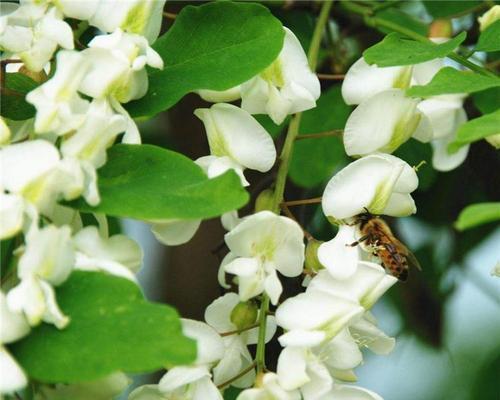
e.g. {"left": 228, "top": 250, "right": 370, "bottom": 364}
{"left": 478, "top": 5, "right": 500, "bottom": 31}
{"left": 342, "top": 57, "right": 412, "bottom": 105}
{"left": 89, "top": 0, "right": 167, "bottom": 43}
{"left": 0, "top": 4, "right": 74, "bottom": 71}
{"left": 80, "top": 29, "right": 163, "bottom": 103}
{"left": 307, "top": 262, "right": 397, "bottom": 310}
{"left": 322, "top": 153, "right": 419, "bottom": 220}
{"left": 204, "top": 293, "right": 277, "bottom": 388}
{"left": 222, "top": 211, "right": 305, "bottom": 304}
{"left": 0, "top": 347, "right": 27, "bottom": 395}
{"left": 237, "top": 372, "right": 300, "bottom": 400}
{"left": 197, "top": 86, "right": 242, "bottom": 103}
{"left": 73, "top": 226, "right": 143, "bottom": 282}
{"left": 319, "top": 385, "right": 383, "bottom": 400}
{"left": 6, "top": 224, "right": 74, "bottom": 328}
{"left": 150, "top": 219, "right": 202, "bottom": 246}
{"left": 0, "top": 193, "right": 25, "bottom": 240}
{"left": 61, "top": 99, "right": 127, "bottom": 168}
{"left": 491, "top": 262, "right": 500, "bottom": 277}
{"left": 276, "top": 290, "right": 364, "bottom": 348}
{"left": 36, "top": 372, "right": 131, "bottom": 400}
{"left": 26, "top": 50, "right": 89, "bottom": 135}
{"left": 194, "top": 103, "right": 276, "bottom": 187}
{"left": 343, "top": 89, "right": 431, "bottom": 156}
{"left": 317, "top": 225, "right": 361, "bottom": 280}
{"left": 241, "top": 27, "right": 320, "bottom": 125}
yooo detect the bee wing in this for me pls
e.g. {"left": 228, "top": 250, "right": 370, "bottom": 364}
{"left": 406, "top": 249, "right": 422, "bottom": 271}
{"left": 392, "top": 237, "right": 422, "bottom": 271}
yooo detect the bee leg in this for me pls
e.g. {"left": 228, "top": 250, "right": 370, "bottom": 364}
{"left": 346, "top": 234, "right": 370, "bottom": 247}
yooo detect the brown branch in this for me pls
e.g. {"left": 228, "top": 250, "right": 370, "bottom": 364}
{"left": 317, "top": 73, "right": 345, "bottom": 80}
{"left": 282, "top": 197, "right": 322, "bottom": 207}
{"left": 295, "top": 130, "right": 343, "bottom": 140}
{"left": 217, "top": 362, "right": 257, "bottom": 389}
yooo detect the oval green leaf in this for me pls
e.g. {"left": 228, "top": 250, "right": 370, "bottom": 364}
{"left": 476, "top": 20, "right": 500, "bottom": 52}
{"left": 448, "top": 109, "right": 500, "bottom": 153}
{"left": 1, "top": 73, "right": 37, "bottom": 121}
{"left": 455, "top": 202, "right": 500, "bottom": 231}
{"left": 9, "top": 271, "right": 196, "bottom": 382}
{"left": 127, "top": 1, "right": 284, "bottom": 118}
{"left": 363, "top": 32, "right": 466, "bottom": 67}
{"left": 407, "top": 67, "right": 500, "bottom": 97}
{"left": 69, "top": 144, "right": 249, "bottom": 220}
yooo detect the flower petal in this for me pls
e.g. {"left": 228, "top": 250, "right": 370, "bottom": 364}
{"left": 181, "top": 318, "right": 225, "bottom": 365}
{"left": 0, "top": 347, "right": 27, "bottom": 394}
{"left": 277, "top": 347, "right": 310, "bottom": 391}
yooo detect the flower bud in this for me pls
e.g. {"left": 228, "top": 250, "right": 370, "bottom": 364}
{"left": 230, "top": 300, "right": 258, "bottom": 330}
{"left": 305, "top": 239, "right": 325, "bottom": 273}
{"left": 255, "top": 189, "right": 275, "bottom": 212}
{"left": 428, "top": 19, "right": 453, "bottom": 39}
{"left": 478, "top": 5, "right": 500, "bottom": 31}
{"left": 485, "top": 134, "right": 500, "bottom": 149}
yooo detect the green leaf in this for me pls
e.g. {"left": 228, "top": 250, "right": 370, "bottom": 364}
{"left": 69, "top": 144, "right": 249, "bottom": 220}
{"left": 9, "top": 271, "right": 196, "bottom": 382}
{"left": 476, "top": 20, "right": 500, "bottom": 52}
{"left": 1, "top": 74, "right": 37, "bottom": 121}
{"left": 127, "top": 1, "right": 284, "bottom": 117}
{"left": 363, "top": 32, "right": 466, "bottom": 67}
{"left": 254, "top": 115, "right": 289, "bottom": 139}
{"left": 455, "top": 202, "right": 500, "bottom": 231}
{"left": 423, "top": 1, "right": 481, "bottom": 18}
{"left": 289, "top": 86, "right": 351, "bottom": 188}
{"left": 407, "top": 67, "right": 500, "bottom": 97}
{"left": 448, "top": 110, "right": 500, "bottom": 153}
{"left": 473, "top": 87, "right": 500, "bottom": 114}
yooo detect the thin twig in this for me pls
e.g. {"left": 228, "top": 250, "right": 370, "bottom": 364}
{"left": 281, "top": 203, "right": 314, "bottom": 241}
{"left": 217, "top": 362, "right": 257, "bottom": 389}
{"left": 220, "top": 323, "right": 260, "bottom": 337}
{"left": 0, "top": 59, "right": 23, "bottom": 65}
{"left": 163, "top": 11, "right": 177, "bottom": 19}
{"left": 282, "top": 197, "right": 322, "bottom": 207}
{"left": 317, "top": 73, "right": 345, "bottom": 80}
{"left": 295, "top": 130, "right": 343, "bottom": 140}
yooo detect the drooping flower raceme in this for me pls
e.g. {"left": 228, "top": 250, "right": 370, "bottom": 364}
{"left": 222, "top": 211, "right": 305, "bottom": 305}
{"left": 194, "top": 103, "right": 277, "bottom": 186}
{"left": 241, "top": 27, "right": 321, "bottom": 125}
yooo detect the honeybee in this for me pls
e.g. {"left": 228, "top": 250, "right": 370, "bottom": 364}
{"left": 348, "top": 211, "right": 421, "bottom": 281}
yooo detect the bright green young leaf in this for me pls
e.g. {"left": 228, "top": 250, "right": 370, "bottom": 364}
{"left": 455, "top": 202, "right": 500, "bottom": 231}
{"left": 476, "top": 20, "right": 500, "bottom": 52}
{"left": 423, "top": 1, "right": 481, "bottom": 18}
{"left": 68, "top": 144, "right": 249, "bottom": 220}
{"left": 127, "top": 1, "right": 284, "bottom": 118}
{"left": 1, "top": 73, "right": 37, "bottom": 121}
{"left": 9, "top": 271, "right": 196, "bottom": 382}
{"left": 407, "top": 67, "right": 500, "bottom": 97}
{"left": 363, "top": 32, "right": 466, "bottom": 67}
{"left": 289, "top": 86, "right": 351, "bottom": 188}
{"left": 448, "top": 110, "right": 500, "bottom": 153}
{"left": 473, "top": 87, "right": 500, "bottom": 114}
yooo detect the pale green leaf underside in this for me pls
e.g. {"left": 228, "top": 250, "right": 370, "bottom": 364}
{"left": 127, "top": 1, "right": 284, "bottom": 117}
{"left": 407, "top": 67, "right": 500, "bottom": 97}
{"left": 68, "top": 144, "right": 249, "bottom": 220}
{"left": 476, "top": 20, "right": 500, "bottom": 52}
{"left": 363, "top": 32, "right": 466, "bottom": 67}
{"left": 455, "top": 202, "right": 500, "bottom": 231}
{"left": 448, "top": 109, "right": 500, "bottom": 153}
{"left": 10, "top": 271, "right": 196, "bottom": 382}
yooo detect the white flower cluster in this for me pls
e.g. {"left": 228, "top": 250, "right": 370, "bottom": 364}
{"left": 342, "top": 40, "right": 469, "bottom": 172}
{"left": 0, "top": 0, "right": 165, "bottom": 394}
{"left": 130, "top": 25, "right": 400, "bottom": 400}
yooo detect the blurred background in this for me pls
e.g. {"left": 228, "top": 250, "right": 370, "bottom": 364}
{"left": 122, "top": 1, "right": 500, "bottom": 399}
